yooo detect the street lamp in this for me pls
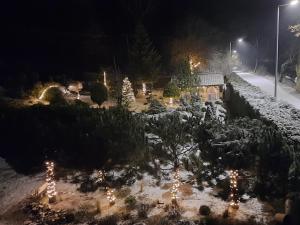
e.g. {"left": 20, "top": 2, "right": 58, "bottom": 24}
{"left": 230, "top": 38, "right": 243, "bottom": 56}
{"left": 274, "top": 0, "right": 299, "bottom": 98}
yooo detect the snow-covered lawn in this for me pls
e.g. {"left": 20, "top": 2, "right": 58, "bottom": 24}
{"left": 47, "top": 169, "right": 272, "bottom": 223}
{"left": 0, "top": 158, "right": 43, "bottom": 214}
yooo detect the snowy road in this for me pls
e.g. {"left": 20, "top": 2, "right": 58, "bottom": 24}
{"left": 236, "top": 72, "right": 300, "bottom": 110}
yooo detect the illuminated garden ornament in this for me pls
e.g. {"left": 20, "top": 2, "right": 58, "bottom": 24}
{"left": 229, "top": 170, "right": 239, "bottom": 209}
{"left": 142, "top": 83, "right": 146, "bottom": 95}
{"left": 169, "top": 97, "right": 174, "bottom": 105}
{"left": 45, "top": 161, "right": 57, "bottom": 202}
{"left": 106, "top": 188, "right": 116, "bottom": 205}
{"left": 103, "top": 71, "right": 107, "bottom": 87}
{"left": 171, "top": 169, "right": 181, "bottom": 204}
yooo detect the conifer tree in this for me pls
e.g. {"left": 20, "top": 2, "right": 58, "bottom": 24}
{"left": 122, "top": 77, "right": 135, "bottom": 107}
{"left": 129, "top": 22, "right": 161, "bottom": 82}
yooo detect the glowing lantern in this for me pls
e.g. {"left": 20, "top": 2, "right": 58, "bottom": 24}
{"left": 45, "top": 161, "right": 57, "bottom": 202}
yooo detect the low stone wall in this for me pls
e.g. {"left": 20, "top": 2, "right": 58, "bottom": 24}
{"left": 226, "top": 73, "right": 300, "bottom": 145}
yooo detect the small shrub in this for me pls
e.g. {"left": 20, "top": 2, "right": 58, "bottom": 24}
{"left": 44, "top": 87, "right": 66, "bottom": 105}
{"left": 116, "top": 187, "right": 131, "bottom": 198}
{"left": 137, "top": 203, "right": 149, "bottom": 218}
{"left": 98, "top": 215, "right": 119, "bottom": 225}
{"left": 199, "top": 205, "right": 211, "bottom": 216}
{"left": 163, "top": 81, "right": 181, "bottom": 98}
{"left": 148, "top": 99, "right": 166, "bottom": 114}
{"left": 90, "top": 82, "right": 108, "bottom": 106}
{"left": 124, "top": 195, "right": 137, "bottom": 209}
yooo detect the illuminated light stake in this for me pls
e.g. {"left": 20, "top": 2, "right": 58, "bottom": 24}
{"left": 103, "top": 72, "right": 107, "bottom": 86}
{"left": 45, "top": 161, "right": 57, "bottom": 202}
{"left": 169, "top": 97, "right": 174, "bottom": 105}
{"left": 106, "top": 188, "right": 116, "bottom": 205}
{"left": 142, "top": 83, "right": 146, "bottom": 95}
{"left": 171, "top": 168, "right": 181, "bottom": 204}
{"left": 229, "top": 170, "right": 239, "bottom": 209}
{"left": 97, "top": 170, "right": 105, "bottom": 183}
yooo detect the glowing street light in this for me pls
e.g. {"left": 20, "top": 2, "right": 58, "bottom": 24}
{"left": 290, "top": 0, "right": 299, "bottom": 5}
{"left": 229, "top": 38, "right": 243, "bottom": 56}
{"left": 274, "top": 0, "right": 299, "bottom": 98}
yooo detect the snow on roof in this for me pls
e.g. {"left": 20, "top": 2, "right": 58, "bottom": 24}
{"left": 197, "top": 74, "right": 224, "bottom": 86}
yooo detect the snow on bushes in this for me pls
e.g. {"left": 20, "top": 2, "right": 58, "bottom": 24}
{"left": 227, "top": 73, "right": 300, "bottom": 143}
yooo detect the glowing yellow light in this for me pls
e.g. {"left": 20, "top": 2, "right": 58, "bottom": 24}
{"left": 103, "top": 72, "right": 107, "bottom": 86}
{"left": 229, "top": 170, "right": 239, "bottom": 209}
{"left": 45, "top": 161, "right": 57, "bottom": 200}
{"left": 39, "top": 85, "right": 60, "bottom": 100}
{"left": 171, "top": 169, "right": 181, "bottom": 201}
{"left": 106, "top": 188, "right": 116, "bottom": 205}
{"left": 142, "top": 83, "right": 146, "bottom": 95}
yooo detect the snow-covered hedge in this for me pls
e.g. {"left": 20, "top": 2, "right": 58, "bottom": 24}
{"left": 227, "top": 73, "right": 300, "bottom": 144}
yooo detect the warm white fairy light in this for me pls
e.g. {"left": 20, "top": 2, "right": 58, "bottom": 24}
{"left": 169, "top": 97, "right": 174, "bottom": 105}
{"left": 45, "top": 161, "right": 57, "bottom": 200}
{"left": 229, "top": 170, "right": 239, "bottom": 209}
{"left": 106, "top": 188, "right": 116, "bottom": 205}
{"left": 96, "top": 170, "right": 105, "bottom": 183}
{"left": 171, "top": 169, "right": 181, "bottom": 202}
{"left": 142, "top": 83, "right": 146, "bottom": 95}
{"left": 103, "top": 71, "right": 107, "bottom": 86}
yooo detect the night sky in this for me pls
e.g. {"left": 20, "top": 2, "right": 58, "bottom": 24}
{"left": 0, "top": 0, "right": 299, "bottom": 73}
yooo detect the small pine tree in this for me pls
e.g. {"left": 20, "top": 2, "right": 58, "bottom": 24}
{"left": 122, "top": 77, "right": 135, "bottom": 107}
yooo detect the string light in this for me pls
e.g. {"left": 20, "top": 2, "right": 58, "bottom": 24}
{"left": 45, "top": 161, "right": 57, "bottom": 201}
{"left": 106, "top": 188, "right": 116, "bottom": 205}
{"left": 142, "top": 83, "right": 146, "bottom": 95}
{"left": 171, "top": 168, "right": 181, "bottom": 203}
{"left": 229, "top": 170, "right": 239, "bottom": 209}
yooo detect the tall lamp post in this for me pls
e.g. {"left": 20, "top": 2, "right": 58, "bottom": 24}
{"left": 229, "top": 38, "right": 243, "bottom": 57}
{"left": 275, "top": 0, "right": 299, "bottom": 98}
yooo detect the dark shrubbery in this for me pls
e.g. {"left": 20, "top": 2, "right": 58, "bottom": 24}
{"left": 0, "top": 105, "right": 145, "bottom": 173}
{"left": 44, "top": 87, "right": 67, "bottom": 105}
{"left": 90, "top": 82, "right": 108, "bottom": 106}
{"left": 199, "top": 205, "right": 211, "bottom": 216}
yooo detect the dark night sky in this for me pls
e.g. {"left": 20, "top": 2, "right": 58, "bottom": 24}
{"left": 0, "top": 0, "right": 299, "bottom": 74}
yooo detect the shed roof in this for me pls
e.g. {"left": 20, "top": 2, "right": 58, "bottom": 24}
{"left": 197, "top": 74, "right": 224, "bottom": 86}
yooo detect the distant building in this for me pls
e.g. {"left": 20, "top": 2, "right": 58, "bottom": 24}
{"left": 195, "top": 73, "right": 225, "bottom": 102}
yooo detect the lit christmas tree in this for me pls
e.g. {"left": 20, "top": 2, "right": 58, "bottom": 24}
{"left": 122, "top": 77, "right": 135, "bottom": 107}
{"left": 229, "top": 170, "right": 239, "bottom": 209}
{"left": 45, "top": 161, "right": 57, "bottom": 202}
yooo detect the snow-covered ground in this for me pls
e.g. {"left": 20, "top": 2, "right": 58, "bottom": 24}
{"left": 0, "top": 157, "right": 43, "bottom": 215}
{"left": 49, "top": 170, "right": 271, "bottom": 223}
{"left": 236, "top": 72, "right": 300, "bottom": 110}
